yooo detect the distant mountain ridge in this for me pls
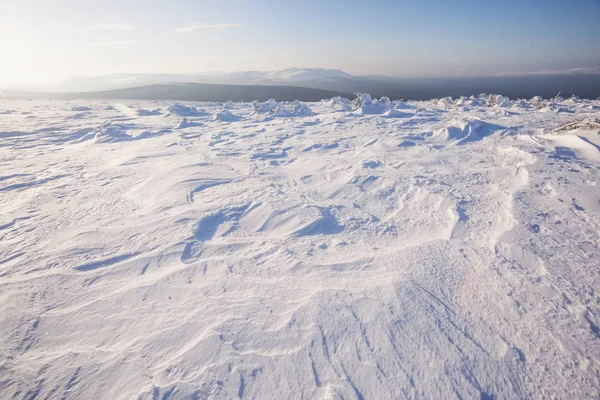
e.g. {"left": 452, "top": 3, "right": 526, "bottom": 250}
{"left": 1, "top": 82, "right": 353, "bottom": 103}
{"left": 3, "top": 66, "right": 600, "bottom": 101}
{"left": 4, "top": 68, "right": 357, "bottom": 93}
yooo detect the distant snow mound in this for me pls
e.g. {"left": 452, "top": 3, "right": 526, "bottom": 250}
{"left": 327, "top": 96, "right": 352, "bottom": 111}
{"left": 252, "top": 99, "right": 279, "bottom": 114}
{"left": 468, "top": 95, "right": 488, "bottom": 107}
{"left": 77, "top": 123, "right": 133, "bottom": 143}
{"left": 272, "top": 100, "right": 313, "bottom": 117}
{"left": 488, "top": 94, "right": 511, "bottom": 107}
{"left": 512, "top": 99, "right": 530, "bottom": 109}
{"left": 223, "top": 101, "right": 235, "bottom": 108}
{"left": 530, "top": 96, "right": 545, "bottom": 108}
{"left": 454, "top": 96, "right": 469, "bottom": 107}
{"left": 376, "top": 96, "right": 392, "bottom": 108}
{"left": 354, "top": 94, "right": 393, "bottom": 114}
{"left": 450, "top": 94, "right": 510, "bottom": 108}
{"left": 437, "top": 119, "right": 483, "bottom": 140}
{"left": 436, "top": 97, "right": 454, "bottom": 109}
{"left": 166, "top": 104, "right": 206, "bottom": 117}
{"left": 356, "top": 93, "right": 372, "bottom": 106}
{"left": 71, "top": 106, "right": 92, "bottom": 112}
{"left": 394, "top": 101, "right": 416, "bottom": 110}
{"left": 176, "top": 118, "right": 203, "bottom": 129}
{"left": 383, "top": 109, "right": 413, "bottom": 118}
{"left": 433, "top": 118, "right": 502, "bottom": 144}
{"left": 213, "top": 109, "right": 242, "bottom": 122}
{"left": 137, "top": 108, "right": 162, "bottom": 116}
{"left": 552, "top": 118, "right": 600, "bottom": 133}
{"left": 95, "top": 124, "right": 133, "bottom": 143}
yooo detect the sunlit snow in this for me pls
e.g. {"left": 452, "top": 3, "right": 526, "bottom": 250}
{"left": 1, "top": 94, "right": 599, "bottom": 399}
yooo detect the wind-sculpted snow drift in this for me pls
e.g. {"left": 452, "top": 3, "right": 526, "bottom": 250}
{"left": 1, "top": 94, "right": 599, "bottom": 399}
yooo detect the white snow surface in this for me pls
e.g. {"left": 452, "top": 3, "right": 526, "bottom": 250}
{"left": 1, "top": 95, "right": 600, "bottom": 399}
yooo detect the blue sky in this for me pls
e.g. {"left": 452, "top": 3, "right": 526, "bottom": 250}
{"left": 1, "top": 0, "right": 599, "bottom": 83}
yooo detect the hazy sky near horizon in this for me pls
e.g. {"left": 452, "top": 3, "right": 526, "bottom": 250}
{"left": 1, "top": 0, "right": 599, "bottom": 84}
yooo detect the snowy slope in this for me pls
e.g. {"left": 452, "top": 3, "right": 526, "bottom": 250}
{"left": 259, "top": 68, "right": 355, "bottom": 83}
{"left": 1, "top": 95, "right": 599, "bottom": 399}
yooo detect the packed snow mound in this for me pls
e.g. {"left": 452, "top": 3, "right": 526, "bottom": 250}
{"left": 77, "top": 123, "right": 133, "bottom": 143}
{"left": 326, "top": 96, "right": 352, "bottom": 111}
{"left": 262, "top": 68, "right": 354, "bottom": 82}
{"left": 449, "top": 94, "right": 511, "bottom": 109}
{"left": 512, "top": 98, "right": 530, "bottom": 109}
{"left": 466, "top": 95, "right": 488, "bottom": 107}
{"left": 454, "top": 96, "right": 470, "bottom": 107}
{"left": 433, "top": 118, "right": 503, "bottom": 144}
{"left": 383, "top": 109, "right": 413, "bottom": 118}
{"left": 436, "top": 96, "right": 454, "bottom": 109}
{"left": 356, "top": 93, "right": 373, "bottom": 106}
{"left": 394, "top": 100, "right": 416, "bottom": 110}
{"left": 353, "top": 94, "right": 393, "bottom": 114}
{"left": 137, "top": 108, "right": 162, "bottom": 116}
{"left": 166, "top": 103, "right": 206, "bottom": 117}
{"left": 71, "top": 106, "right": 92, "bottom": 112}
{"left": 552, "top": 118, "right": 600, "bottom": 133}
{"left": 542, "top": 133, "right": 600, "bottom": 162}
{"left": 213, "top": 109, "right": 242, "bottom": 122}
{"left": 251, "top": 98, "right": 279, "bottom": 114}
{"left": 530, "top": 96, "right": 545, "bottom": 107}
{"left": 176, "top": 118, "right": 203, "bottom": 129}
{"left": 376, "top": 96, "right": 392, "bottom": 108}
{"left": 488, "top": 94, "right": 511, "bottom": 107}
{"left": 250, "top": 99, "right": 312, "bottom": 117}
{"left": 271, "top": 100, "right": 313, "bottom": 117}
{"left": 435, "top": 119, "right": 482, "bottom": 140}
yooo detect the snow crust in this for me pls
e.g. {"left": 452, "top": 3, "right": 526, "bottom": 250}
{"left": 1, "top": 94, "right": 600, "bottom": 399}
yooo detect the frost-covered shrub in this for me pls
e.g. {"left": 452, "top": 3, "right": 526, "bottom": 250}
{"left": 352, "top": 93, "right": 372, "bottom": 110}
{"left": 553, "top": 118, "right": 600, "bottom": 133}
{"left": 512, "top": 98, "right": 529, "bottom": 109}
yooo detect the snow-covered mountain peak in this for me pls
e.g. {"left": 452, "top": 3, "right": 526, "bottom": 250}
{"left": 261, "top": 68, "right": 355, "bottom": 82}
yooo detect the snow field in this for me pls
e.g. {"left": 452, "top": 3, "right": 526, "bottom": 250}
{"left": 1, "top": 95, "right": 599, "bottom": 399}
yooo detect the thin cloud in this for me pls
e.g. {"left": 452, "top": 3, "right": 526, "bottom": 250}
{"left": 174, "top": 23, "right": 243, "bottom": 34}
{"left": 91, "top": 23, "right": 138, "bottom": 31}
{"left": 496, "top": 66, "right": 600, "bottom": 77}
{"left": 85, "top": 40, "right": 137, "bottom": 47}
